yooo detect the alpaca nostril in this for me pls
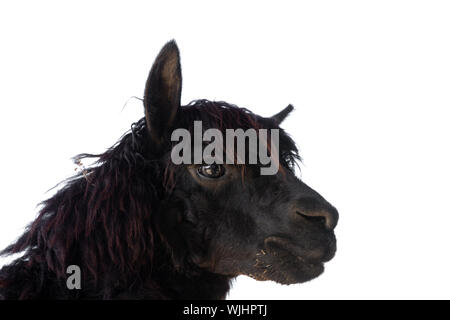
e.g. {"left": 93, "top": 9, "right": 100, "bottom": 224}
{"left": 296, "top": 208, "right": 338, "bottom": 230}
{"left": 297, "top": 211, "right": 326, "bottom": 225}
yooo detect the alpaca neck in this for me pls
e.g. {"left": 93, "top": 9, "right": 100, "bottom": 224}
{"left": 147, "top": 241, "right": 232, "bottom": 299}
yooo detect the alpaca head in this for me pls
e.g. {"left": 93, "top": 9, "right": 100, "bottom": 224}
{"left": 145, "top": 41, "right": 338, "bottom": 285}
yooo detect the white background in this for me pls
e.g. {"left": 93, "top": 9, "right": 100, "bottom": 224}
{"left": 1, "top": 1, "right": 449, "bottom": 299}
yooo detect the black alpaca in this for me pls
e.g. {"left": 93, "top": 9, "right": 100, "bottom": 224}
{"left": 0, "top": 41, "right": 338, "bottom": 299}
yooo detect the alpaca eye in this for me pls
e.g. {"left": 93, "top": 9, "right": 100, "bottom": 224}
{"left": 197, "top": 164, "right": 225, "bottom": 179}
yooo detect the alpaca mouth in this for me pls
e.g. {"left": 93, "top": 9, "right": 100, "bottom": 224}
{"left": 247, "top": 236, "right": 332, "bottom": 284}
{"left": 264, "top": 236, "right": 336, "bottom": 264}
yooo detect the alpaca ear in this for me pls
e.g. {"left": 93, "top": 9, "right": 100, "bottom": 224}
{"left": 271, "top": 104, "right": 294, "bottom": 125}
{"left": 144, "top": 40, "right": 182, "bottom": 146}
